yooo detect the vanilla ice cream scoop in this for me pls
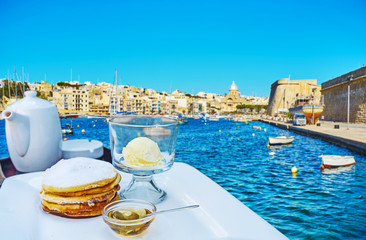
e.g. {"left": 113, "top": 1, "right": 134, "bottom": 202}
{"left": 122, "top": 137, "right": 163, "bottom": 167}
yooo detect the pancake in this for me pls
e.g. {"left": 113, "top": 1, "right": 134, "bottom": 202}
{"left": 41, "top": 185, "right": 120, "bottom": 204}
{"left": 41, "top": 194, "right": 120, "bottom": 218}
{"left": 42, "top": 157, "right": 118, "bottom": 193}
{"left": 48, "top": 173, "right": 121, "bottom": 197}
{"left": 40, "top": 157, "right": 122, "bottom": 218}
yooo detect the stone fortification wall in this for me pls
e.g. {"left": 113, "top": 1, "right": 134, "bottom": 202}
{"left": 267, "top": 78, "right": 320, "bottom": 116}
{"left": 321, "top": 66, "right": 366, "bottom": 123}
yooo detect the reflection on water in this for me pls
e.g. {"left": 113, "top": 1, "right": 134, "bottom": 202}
{"left": 321, "top": 165, "right": 355, "bottom": 175}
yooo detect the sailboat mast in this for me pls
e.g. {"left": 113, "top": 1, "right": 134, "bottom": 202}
{"left": 114, "top": 69, "right": 117, "bottom": 113}
{"left": 22, "top": 66, "right": 25, "bottom": 94}
{"left": 14, "top": 65, "right": 17, "bottom": 100}
{"left": 2, "top": 73, "right": 4, "bottom": 109}
{"left": 7, "top": 70, "right": 10, "bottom": 98}
{"left": 287, "top": 74, "right": 290, "bottom": 109}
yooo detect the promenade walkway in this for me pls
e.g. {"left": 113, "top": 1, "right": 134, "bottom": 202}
{"left": 260, "top": 119, "right": 366, "bottom": 156}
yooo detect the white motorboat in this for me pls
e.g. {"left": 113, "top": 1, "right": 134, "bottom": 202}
{"left": 208, "top": 116, "right": 220, "bottom": 121}
{"left": 320, "top": 155, "right": 355, "bottom": 168}
{"left": 61, "top": 127, "right": 73, "bottom": 135}
{"left": 268, "top": 136, "right": 294, "bottom": 145}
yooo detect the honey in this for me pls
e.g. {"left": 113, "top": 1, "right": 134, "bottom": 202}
{"left": 105, "top": 207, "right": 155, "bottom": 237}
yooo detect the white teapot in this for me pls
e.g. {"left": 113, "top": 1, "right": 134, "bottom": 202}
{"left": 2, "top": 91, "right": 62, "bottom": 172}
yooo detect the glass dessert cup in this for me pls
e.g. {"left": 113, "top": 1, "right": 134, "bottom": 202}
{"left": 102, "top": 199, "right": 157, "bottom": 237}
{"left": 109, "top": 115, "right": 179, "bottom": 204}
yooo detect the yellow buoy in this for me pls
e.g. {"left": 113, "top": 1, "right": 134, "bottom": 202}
{"left": 93, "top": 124, "right": 95, "bottom": 127}
{"left": 204, "top": 123, "right": 207, "bottom": 125}
{"left": 267, "top": 144, "right": 270, "bottom": 148}
{"left": 291, "top": 166, "right": 298, "bottom": 174}
{"left": 219, "top": 130, "right": 221, "bottom": 132}
{"left": 237, "top": 138, "right": 240, "bottom": 141}
{"left": 77, "top": 125, "right": 79, "bottom": 127}
{"left": 137, "top": 132, "right": 141, "bottom": 137}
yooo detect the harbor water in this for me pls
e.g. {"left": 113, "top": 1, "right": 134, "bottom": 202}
{"left": 1, "top": 118, "right": 366, "bottom": 239}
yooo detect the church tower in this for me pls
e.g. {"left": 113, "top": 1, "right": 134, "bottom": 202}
{"left": 229, "top": 81, "right": 239, "bottom": 98}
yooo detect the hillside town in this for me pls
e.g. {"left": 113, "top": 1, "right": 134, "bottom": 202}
{"left": 0, "top": 78, "right": 268, "bottom": 116}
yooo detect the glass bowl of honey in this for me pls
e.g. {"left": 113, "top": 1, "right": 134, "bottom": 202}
{"left": 102, "top": 199, "right": 157, "bottom": 237}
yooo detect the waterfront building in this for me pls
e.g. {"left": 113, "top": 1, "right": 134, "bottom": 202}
{"left": 150, "top": 96, "right": 161, "bottom": 113}
{"left": 34, "top": 81, "right": 54, "bottom": 98}
{"left": 52, "top": 88, "right": 89, "bottom": 113}
{"left": 221, "top": 81, "right": 245, "bottom": 113}
{"left": 196, "top": 92, "right": 207, "bottom": 98}
{"left": 169, "top": 90, "right": 190, "bottom": 114}
{"left": 52, "top": 89, "right": 73, "bottom": 113}
{"left": 21, "top": 78, "right": 266, "bottom": 116}
{"left": 87, "top": 85, "right": 112, "bottom": 115}
{"left": 72, "top": 89, "right": 89, "bottom": 112}
{"left": 267, "top": 78, "right": 321, "bottom": 116}
{"left": 187, "top": 96, "right": 207, "bottom": 114}
{"left": 124, "top": 92, "right": 140, "bottom": 113}
{"left": 321, "top": 66, "right": 366, "bottom": 123}
{"left": 109, "top": 85, "right": 124, "bottom": 115}
{"left": 164, "top": 96, "right": 179, "bottom": 114}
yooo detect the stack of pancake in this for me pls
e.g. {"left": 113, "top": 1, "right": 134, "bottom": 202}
{"left": 40, "top": 157, "right": 121, "bottom": 218}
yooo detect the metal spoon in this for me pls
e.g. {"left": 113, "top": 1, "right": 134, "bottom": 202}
{"left": 144, "top": 204, "right": 199, "bottom": 218}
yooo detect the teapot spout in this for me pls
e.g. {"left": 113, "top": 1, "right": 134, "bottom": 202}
{"left": 2, "top": 110, "right": 30, "bottom": 157}
{"left": 2, "top": 110, "right": 15, "bottom": 121}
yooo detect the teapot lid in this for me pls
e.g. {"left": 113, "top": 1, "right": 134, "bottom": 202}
{"left": 6, "top": 90, "right": 56, "bottom": 110}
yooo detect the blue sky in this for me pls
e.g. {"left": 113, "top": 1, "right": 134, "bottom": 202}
{"left": 1, "top": 0, "right": 365, "bottom": 96}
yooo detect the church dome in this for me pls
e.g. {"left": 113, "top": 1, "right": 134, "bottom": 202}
{"left": 230, "top": 81, "right": 238, "bottom": 91}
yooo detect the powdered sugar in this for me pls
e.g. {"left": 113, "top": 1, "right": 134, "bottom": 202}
{"left": 42, "top": 157, "right": 116, "bottom": 188}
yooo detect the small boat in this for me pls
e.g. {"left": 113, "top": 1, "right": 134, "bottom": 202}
{"left": 61, "top": 126, "right": 74, "bottom": 135}
{"left": 237, "top": 118, "right": 249, "bottom": 124}
{"left": 320, "top": 155, "right": 355, "bottom": 168}
{"left": 86, "top": 114, "right": 107, "bottom": 119}
{"left": 208, "top": 116, "right": 220, "bottom": 121}
{"left": 253, "top": 126, "right": 261, "bottom": 130}
{"left": 63, "top": 113, "right": 79, "bottom": 118}
{"left": 268, "top": 136, "right": 294, "bottom": 145}
{"left": 61, "top": 120, "right": 74, "bottom": 135}
{"left": 178, "top": 118, "right": 188, "bottom": 124}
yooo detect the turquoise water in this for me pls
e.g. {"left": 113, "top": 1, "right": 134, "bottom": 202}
{"left": 1, "top": 118, "right": 366, "bottom": 239}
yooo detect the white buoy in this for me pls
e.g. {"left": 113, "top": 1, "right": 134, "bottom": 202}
{"left": 81, "top": 129, "right": 85, "bottom": 133}
{"left": 252, "top": 133, "right": 255, "bottom": 137}
{"left": 264, "top": 128, "right": 267, "bottom": 132}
